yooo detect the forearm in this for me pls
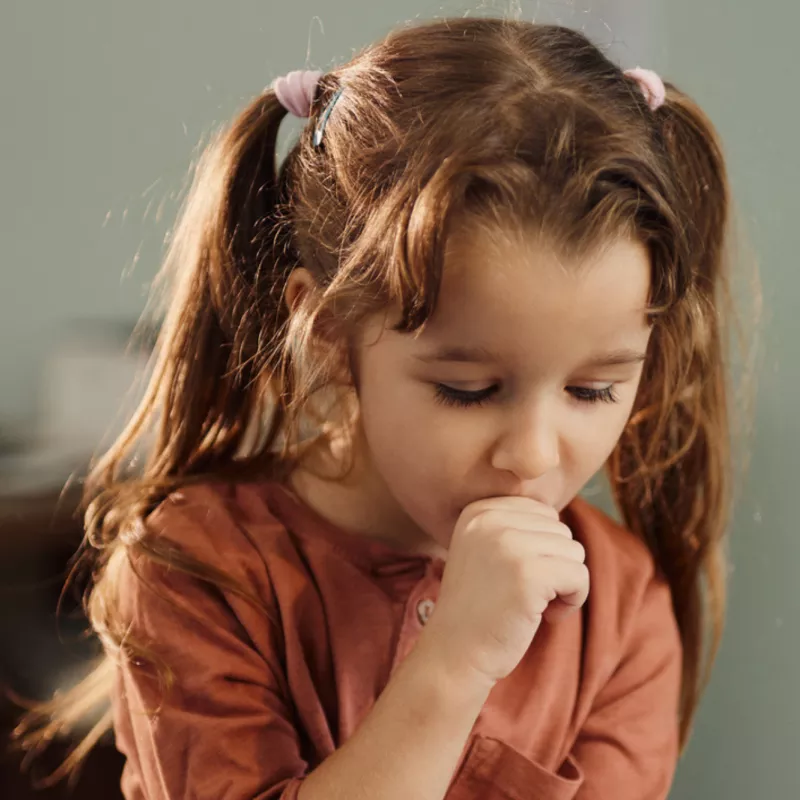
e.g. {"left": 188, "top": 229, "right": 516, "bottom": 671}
{"left": 298, "top": 634, "right": 492, "bottom": 800}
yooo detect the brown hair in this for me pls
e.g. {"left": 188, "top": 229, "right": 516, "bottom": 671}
{"left": 15, "top": 16, "right": 744, "bottom": 781}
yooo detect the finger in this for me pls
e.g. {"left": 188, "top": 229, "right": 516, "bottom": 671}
{"left": 502, "top": 529, "right": 585, "bottom": 562}
{"left": 465, "top": 509, "right": 571, "bottom": 541}
{"left": 465, "top": 496, "right": 559, "bottom": 521}
{"left": 537, "top": 559, "right": 590, "bottom": 611}
{"left": 542, "top": 597, "right": 579, "bottom": 623}
{"left": 487, "top": 511, "right": 572, "bottom": 538}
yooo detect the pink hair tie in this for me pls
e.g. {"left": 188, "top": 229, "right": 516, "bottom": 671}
{"left": 271, "top": 69, "right": 323, "bottom": 118}
{"left": 624, "top": 66, "right": 666, "bottom": 111}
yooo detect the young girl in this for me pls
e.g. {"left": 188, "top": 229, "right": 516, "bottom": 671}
{"left": 19, "top": 16, "right": 735, "bottom": 800}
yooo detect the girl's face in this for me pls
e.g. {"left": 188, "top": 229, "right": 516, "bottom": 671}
{"left": 349, "top": 225, "right": 652, "bottom": 551}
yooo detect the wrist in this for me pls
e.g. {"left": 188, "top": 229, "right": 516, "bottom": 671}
{"left": 410, "top": 626, "right": 497, "bottom": 703}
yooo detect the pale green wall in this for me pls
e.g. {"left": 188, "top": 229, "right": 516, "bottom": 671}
{"left": 663, "top": 3, "right": 798, "bottom": 797}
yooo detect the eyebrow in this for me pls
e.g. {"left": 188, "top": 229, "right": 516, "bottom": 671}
{"left": 414, "top": 345, "right": 501, "bottom": 364}
{"left": 414, "top": 345, "right": 648, "bottom": 368}
{"left": 581, "top": 349, "right": 648, "bottom": 368}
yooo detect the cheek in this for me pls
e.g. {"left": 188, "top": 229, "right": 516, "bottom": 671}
{"left": 357, "top": 383, "right": 472, "bottom": 542}
{"left": 563, "top": 398, "right": 636, "bottom": 476}
{"left": 357, "top": 370, "right": 483, "bottom": 524}
{"left": 359, "top": 374, "right": 475, "bottom": 478}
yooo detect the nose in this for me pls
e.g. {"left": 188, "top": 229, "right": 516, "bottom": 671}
{"left": 490, "top": 401, "right": 561, "bottom": 481}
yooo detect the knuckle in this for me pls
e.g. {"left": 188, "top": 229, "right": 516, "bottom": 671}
{"left": 494, "top": 528, "right": 521, "bottom": 561}
{"left": 570, "top": 539, "right": 586, "bottom": 563}
{"left": 555, "top": 521, "right": 574, "bottom": 539}
{"left": 522, "top": 557, "right": 546, "bottom": 590}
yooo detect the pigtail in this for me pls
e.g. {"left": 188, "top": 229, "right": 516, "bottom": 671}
{"left": 128, "top": 88, "right": 297, "bottom": 481}
{"left": 609, "top": 84, "right": 734, "bottom": 748}
{"left": 12, "top": 87, "right": 303, "bottom": 784}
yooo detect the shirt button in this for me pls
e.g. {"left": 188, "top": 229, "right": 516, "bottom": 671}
{"left": 416, "top": 598, "right": 436, "bottom": 625}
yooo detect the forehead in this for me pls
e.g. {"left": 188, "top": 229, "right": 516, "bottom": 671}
{"left": 412, "top": 227, "right": 652, "bottom": 365}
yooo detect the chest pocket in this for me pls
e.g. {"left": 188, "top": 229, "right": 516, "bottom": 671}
{"left": 446, "top": 735, "right": 584, "bottom": 800}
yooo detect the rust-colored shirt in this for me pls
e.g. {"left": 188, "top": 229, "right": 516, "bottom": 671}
{"left": 111, "top": 480, "right": 682, "bottom": 800}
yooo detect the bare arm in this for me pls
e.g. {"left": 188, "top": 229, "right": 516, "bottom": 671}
{"left": 298, "top": 633, "right": 493, "bottom": 800}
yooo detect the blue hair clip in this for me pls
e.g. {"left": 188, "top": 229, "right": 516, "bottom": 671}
{"left": 313, "top": 86, "right": 344, "bottom": 147}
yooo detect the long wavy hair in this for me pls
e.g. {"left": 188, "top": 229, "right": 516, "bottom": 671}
{"left": 15, "top": 16, "right": 746, "bottom": 782}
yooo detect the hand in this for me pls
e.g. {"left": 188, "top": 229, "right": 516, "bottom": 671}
{"left": 419, "top": 496, "right": 589, "bottom": 687}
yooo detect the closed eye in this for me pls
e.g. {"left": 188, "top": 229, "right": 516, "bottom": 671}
{"left": 433, "top": 383, "right": 619, "bottom": 408}
{"left": 566, "top": 385, "right": 618, "bottom": 404}
{"left": 433, "top": 384, "right": 497, "bottom": 408}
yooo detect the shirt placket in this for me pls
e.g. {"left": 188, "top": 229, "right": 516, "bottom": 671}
{"left": 388, "top": 558, "right": 443, "bottom": 677}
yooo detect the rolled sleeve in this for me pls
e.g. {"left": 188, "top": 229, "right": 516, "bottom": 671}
{"left": 447, "top": 735, "right": 584, "bottom": 800}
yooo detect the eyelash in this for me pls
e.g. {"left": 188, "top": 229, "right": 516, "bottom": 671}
{"left": 433, "top": 383, "right": 618, "bottom": 408}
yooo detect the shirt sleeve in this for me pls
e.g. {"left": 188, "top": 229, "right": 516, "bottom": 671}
{"left": 110, "top": 503, "right": 307, "bottom": 800}
{"left": 571, "top": 571, "right": 683, "bottom": 800}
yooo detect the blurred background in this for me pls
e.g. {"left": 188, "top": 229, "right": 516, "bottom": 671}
{"left": 0, "top": 1, "right": 794, "bottom": 796}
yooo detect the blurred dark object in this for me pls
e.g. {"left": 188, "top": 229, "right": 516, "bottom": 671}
{"left": 0, "top": 485, "right": 124, "bottom": 796}
{"left": 0, "top": 428, "right": 26, "bottom": 460}
{"left": 0, "top": 321, "right": 152, "bottom": 795}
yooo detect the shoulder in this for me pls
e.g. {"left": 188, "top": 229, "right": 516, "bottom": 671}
{"left": 142, "top": 479, "right": 299, "bottom": 579}
{"left": 107, "top": 483, "right": 299, "bottom": 702}
{"left": 104, "top": 481, "right": 309, "bottom": 668}
{"left": 565, "top": 494, "right": 659, "bottom": 590}
{"left": 112, "top": 480, "right": 302, "bottom": 626}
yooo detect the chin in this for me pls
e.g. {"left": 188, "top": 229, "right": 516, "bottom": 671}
{"left": 422, "top": 505, "right": 462, "bottom": 550}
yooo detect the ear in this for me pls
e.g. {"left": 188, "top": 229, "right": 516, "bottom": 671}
{"left": 284, "top": 267, "right": 354, "bottom": 385}
{"left": 284, "top": 267, "right": 337, "bottom": 342}
{"left": 284, "top": 267, "right": 317, "bottom": 314}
